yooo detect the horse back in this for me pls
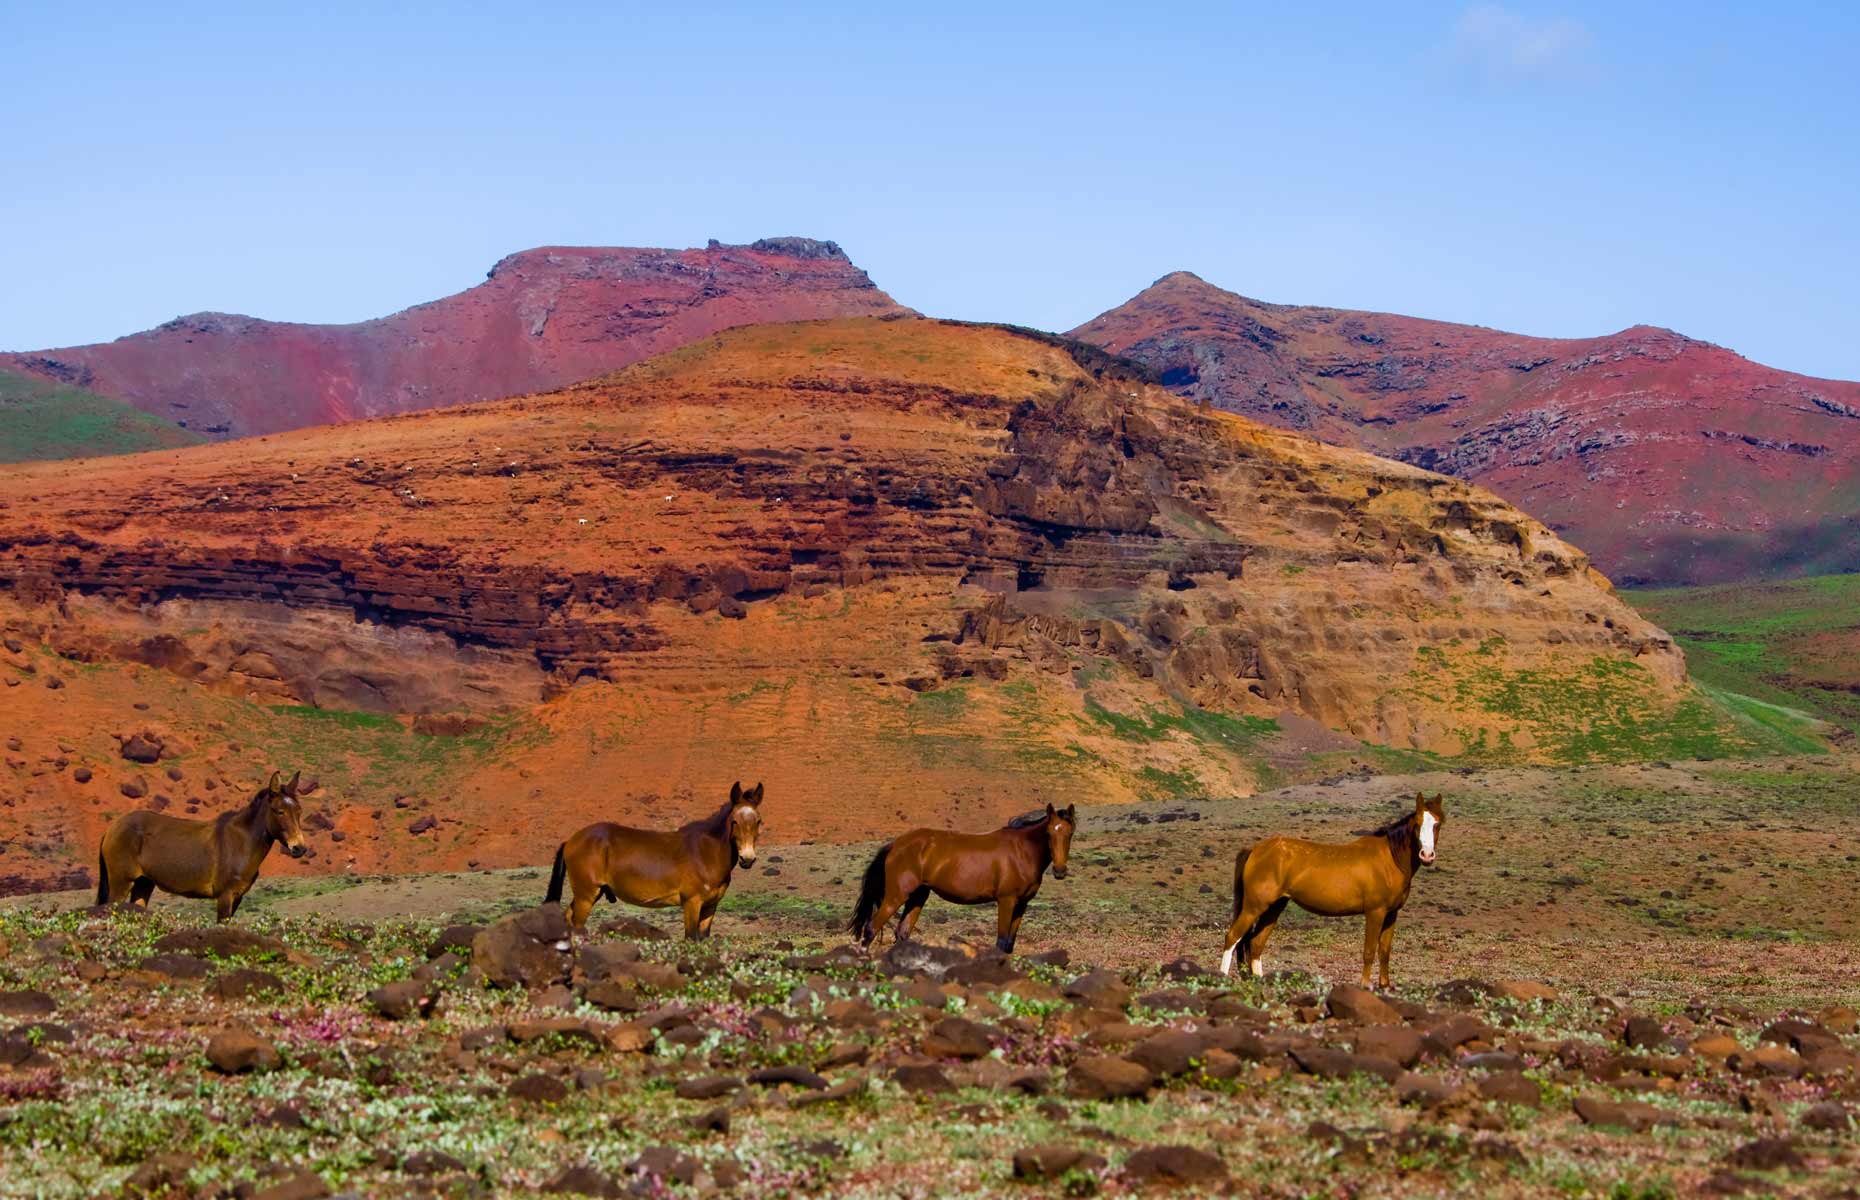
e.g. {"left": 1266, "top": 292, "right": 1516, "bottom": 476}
{"left": 567, "top": 821, "right": 691, "bottom": 904}
{"left": 105, "top": 809, "right": 223, "bottom": 897}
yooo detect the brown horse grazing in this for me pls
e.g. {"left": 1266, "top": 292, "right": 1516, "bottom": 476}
{"left": 1220, "top": 792, "right": 1444, "bottom": 988}
{"left": 545, "top": 782, "right": 764, "bottom": 938}
{"left": 850, "top": 804, "right": 1076, "bottom": 955}
{"left": 96, "top": 770, "right": 310, "bottom": 921}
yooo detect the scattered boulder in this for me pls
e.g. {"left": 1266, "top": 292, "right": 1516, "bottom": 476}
{"left": 252, "top": 1170, "right": 332, "bottom": 1200}
{"left": 153, "top": 927, "right": 287, "bottom": 960}
{"left": 544, "top": 1164, "right": 621, "bottom": 1198}
{"left": 1724, "top": 1137, "right": 1805, "bottom": 1170}
{"left": 119, "top": 733, "right": 164, "bottom": 763}
{"left": 508, "top": 1073, "right": 570, "bottom": 1104}
{"left": 1494, "top": 979, "right": 1559, "bottom": 1003}
{"left": 676, "top": 1075, "right": 743, "bottom": 1101}
{"left": 367, "top": 979, "right": 439, "bottom": 1020}
{"left": 427, "top": 924, "right": 482, "bottom": 958}
{"left": 894, "top": 1064, "right": 957, "bottom": 1094}
{"left": 1801, "top": 1101, "right": 1852, "bottom": 1132}
{"left": 1012, "top": 1145, "right": 1107, "bottom": 1180}
{"left": 206, "top": 969, "right": 285, "bottom": 1000}
{"left": 205, "top": 1027, "right": 281, "bottom": 1074}
{"left": 1121, "top": 1145, "right": 1227, "bottom": 1186}
{"left": 471, "top": 905, "right": 573, "bottom": 989}
{"left": 1353, "top": 1025, "right": 1425, "bottom": 1068}
{"left": 1290, "top": 1045, "right": 1401, "bottom": 1083}
{"left": 1327, "top": 984, "right": 1401, "bottom": 1024}
{"left": 748, "top": 1064, "right": 829, "bottom": 1090}
{"left": 0, "top": 989, "right": 55, "bottom": 1018}
{"left": 1068, "top": 1055, "right": 1155, "bottom": 1100}
{"left": 1476, "top": 1071, "right": 1542, "bottom": 1108}
{"left": 1572, "top": 1095, "right": 1671, "bottom": 1132}
{"left": 1063, "top": 969, "right": 1131, "bottom": 1011}
{"left": 923, "top": 1016, "right": 995, "bottom": 1060}
{"left": 1127, "top": 1029, "right": 1209, "bottom": 1078}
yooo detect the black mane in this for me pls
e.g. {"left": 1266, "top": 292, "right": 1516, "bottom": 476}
{"left": 1368, "top": 809, "right": 1418, "bottom": 855}
{"left": 1005, "top": 810, "right": 1051, "bottom": 830}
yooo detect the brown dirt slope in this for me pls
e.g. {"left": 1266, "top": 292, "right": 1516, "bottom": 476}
{"left": 0, "top": 238, "right": 908, "bottom": 441}
{"left": 1071, "top": 271, "right": 1860, "bottom": 586}
{"left": 0, "top": 318, "right": 1733, "bottom": 892}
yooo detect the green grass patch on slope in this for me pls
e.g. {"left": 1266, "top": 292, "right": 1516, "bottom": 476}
{"left": 0, "top": 367, "right": 204, "bottom": 463}
{"left": 1402, "top": 649, "right": 1826, "bottom": 763}
{"left": 1626, "top": 573, "right": 1860, "bottom": 731}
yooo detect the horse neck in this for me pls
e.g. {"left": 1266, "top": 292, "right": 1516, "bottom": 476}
{"left": 1383, "top": 818, "right": 1419, "bottom": 879}
{"left": 1009, "top": 819, "right": 1052, "bottom": 869}
{"left": 685, "top": 804, "right": 737, "bottom": 883}
{"left": 226, "top": 794, "right": 274, "bottom": 853}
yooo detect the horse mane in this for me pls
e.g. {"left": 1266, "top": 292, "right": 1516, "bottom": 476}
{"left": 1366, "top": 808, "right": 1418, "bottom": 854}
{"left": 686, "top": 800, "right": 736, "bottom": 835}
{"left": 1004, "top": 810, "right": 1051, "bottom": 830}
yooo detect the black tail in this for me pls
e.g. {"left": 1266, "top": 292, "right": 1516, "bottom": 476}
{"left": 95, "top": 844, "right": 108, "bottom": 907}
{"left": 1231, "top": 845, "right": 1251, "bottom": 921}
{"left": 849, "top": 842, "right": 892, "bottom": 943}
{"left": 544, "top": 844, "right": 567, "bottom": 905}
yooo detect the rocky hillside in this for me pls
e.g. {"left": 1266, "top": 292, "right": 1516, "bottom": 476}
{"left": 0, "top": 238, "right": 908, "bottom": 441}
{"left": 1, "top": 318, "right": 1790, "bottom": 892}
{"left": 1071, "top": 272, "right": 1860, "bottom": 587}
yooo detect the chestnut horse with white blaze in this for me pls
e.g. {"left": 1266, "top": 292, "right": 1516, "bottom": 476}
{"left": 850, "top": 804, "right": 1076, "bottom": 954}
{"left": 96, "top": 770, "right": 310, "bottom": 922}
{"left": 1220, "top": 792, "right": 1444, "bottom": 988}
{"left": 546, "top": 782, "right": 763, "bottom": 938}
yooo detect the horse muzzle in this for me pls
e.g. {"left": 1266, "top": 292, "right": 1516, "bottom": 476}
{"left": 1418, "top": 850, "right": 1436, "bottom": 866}
{"left": 1052, "top": 865, "right": 1069, "bottom": 880}
{"left": 288, "top": 843, "right": 307, "bottom": 859}
{"left": 738, "top": 852, "right": 757, "bottom": 867}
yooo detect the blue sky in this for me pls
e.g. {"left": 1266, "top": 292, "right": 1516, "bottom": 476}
{"left": 5, "top": 2, "right": 1857, "bottom": 379}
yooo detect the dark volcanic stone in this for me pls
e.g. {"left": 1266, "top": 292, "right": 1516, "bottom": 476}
{"left": 1012, "top": 1144, "right": 1108, "bottom": 1180}
{"left": 893, "top": 1064, "right": 956, "bottom": 1094}
{"left": 206, "top": 969, "right": 285, "bottom": 1000}
{"left": 1068, "top": 1055, "right": 1156, "bottom": 1099}
{"left": 508, "top": 1073, "right": 570, "bottom": 1104}
{"left": 1122, "top": 1145, "right": 1227, "bottom": 1185}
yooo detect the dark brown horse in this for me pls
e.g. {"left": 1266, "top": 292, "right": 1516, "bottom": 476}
{"left": 850, "top": 804, "right": 1076, "bottom": 954}
{"left": 1220, "top": 792, "right": 1444, "bottom": 987}
{"left": 545, "top": 782, "right": 764, "bottom": 938}
{"left": 96, "top": 770, "right": 309, "bottom": 921}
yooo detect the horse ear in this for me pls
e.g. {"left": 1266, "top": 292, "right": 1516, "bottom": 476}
{"left": 750, "top": 782, "right": 764, "bottom": 805}
{"left": 1046, "top": 802, "right": 1056, "bottom": 817}
{"left": 287, "top": 770, "right": 301, "bottom": 796}
{"left": 730, "top": 781, "right": 742, "bottom": 804}
{"left": 1414, "top": 791, "right": 1426, "bottom": 811}
{"left": 267, "top": 770, "right": 282, "bottom": 792}
{"left": 1065, "top": 805, "right": 1077, "bottom": 821}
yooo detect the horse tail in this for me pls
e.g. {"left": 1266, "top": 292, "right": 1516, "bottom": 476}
{"left": 544, "top": 843, "right": 567, "bottom": 905}
{"left": 1231, "top": 845, "right": 1251, "bottom": 921}
{"left": 95, "top": 842, "right": 109, "bottom": 906}
{"left": 849, "top": 842, "right": 892, "bottom": 942}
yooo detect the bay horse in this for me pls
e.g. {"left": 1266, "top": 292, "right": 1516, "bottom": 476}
{"left": 545, "top": 781, "right": 763, "bottom": 938}
{"left": 1219, "top": 792, "right": 1444, "bottom": 988}
{"left": 850, "top": 804, "right": 1076, "bottom": 955}
{"left": 96, "top": 770, "right": 309, "bottom": 922}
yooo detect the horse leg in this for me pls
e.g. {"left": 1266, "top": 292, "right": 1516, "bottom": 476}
{"left": 1245, "top": 898, "right": 1289, "bottom": 978}
{"left": 696, "top": 895, "right": 721, "bottom": 940}
{"left": 1221, "top": 892, "right": 1272, "bottom": 977}
{"left": 129, "top": 877, "right": 155, "bottom": 908}
{"left": 1377, "top": 908, "right": 1400, "bottom": 989}
{"left": 866, "top": 883, "right": 908, "bottom": 954}
{"left": 216, "top": 891, "right": 237, "bottom": 923}
{"left": 996, "top": 893, "right": 1033, "bottom": 954}
{"left": 1361, "top": 908, "right": 1386, "bottom": 988}
{"left": 680, "top": 894, "right": 706, "bottom": 941}
{"left": 896, "top": 886, "right": 931, "bottom": 942}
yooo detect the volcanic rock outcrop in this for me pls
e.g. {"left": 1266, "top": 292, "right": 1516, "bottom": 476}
{"left": 1072, "top": 271, "right": 1860, "bottom": 585}
{"left": 0, "top": 317, "right": 1681, "bottom": 737}
{"left": 1, "top": 239, "right": 908, "bottom": 441}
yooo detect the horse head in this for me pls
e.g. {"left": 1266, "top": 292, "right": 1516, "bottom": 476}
{"left": 1414, "top": 792, "right": 1444, "bottom": 866}
{"left": 1046, "top": 803, "right": 1077, "bottom": 879}
{"left": 262, "top": 770, "right": 309, "bottom": 859}
{"left": 727, "top": 781, "right": 764, "bottom": 867}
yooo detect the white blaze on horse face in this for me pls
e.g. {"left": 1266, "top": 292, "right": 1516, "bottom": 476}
{"left": 1418, "top": 812, "right": 1438, "bottom": 864}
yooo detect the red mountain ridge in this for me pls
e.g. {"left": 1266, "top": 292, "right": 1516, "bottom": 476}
{"left": 1071, "top": 271, "right": 1860, "bottom": 586}
{"left": 0, "top": 238, "right": 909, "bottom": 441}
